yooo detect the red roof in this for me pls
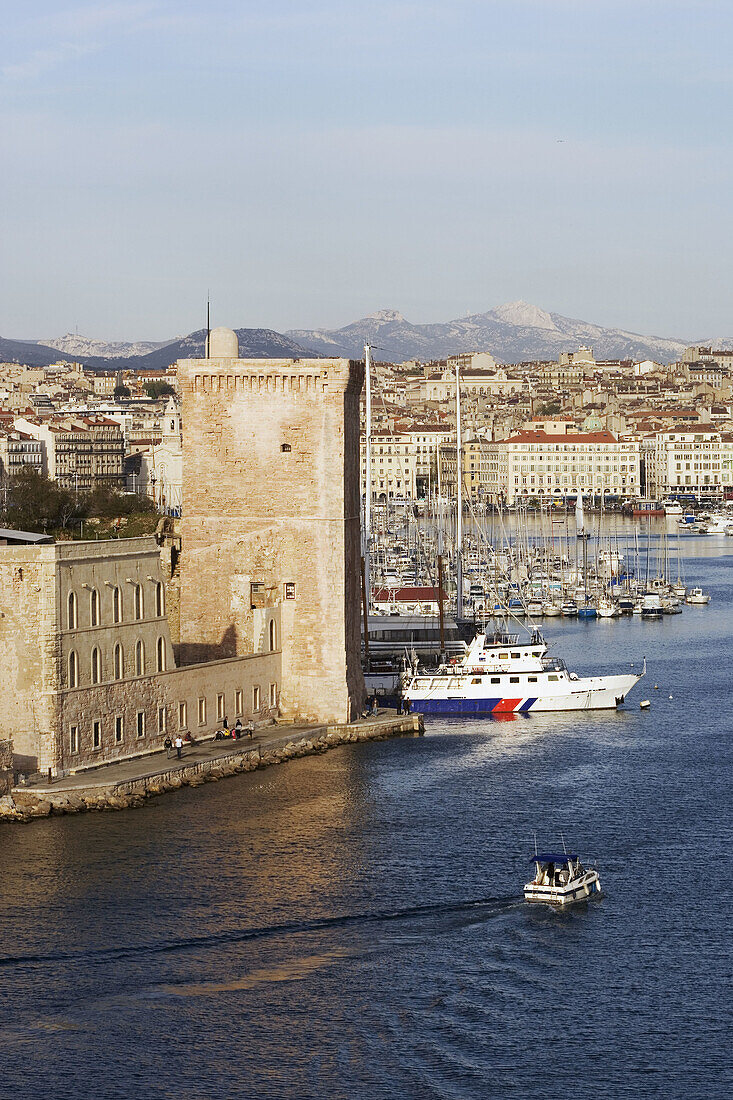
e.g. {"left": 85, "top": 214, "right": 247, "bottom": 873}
{"left": 372, "top": 586, "right": 447, "bottom": 602}
{"left": 500, "top": 430, "right": 618, "bottom": 443}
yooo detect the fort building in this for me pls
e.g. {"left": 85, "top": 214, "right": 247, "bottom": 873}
{"left": 0, "top": 536, "right": 280, "bottom": 776}
{"left": 177, "top": 328, "right": 365, "bottom": 726}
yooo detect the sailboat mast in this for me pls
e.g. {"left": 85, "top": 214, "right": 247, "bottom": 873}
{"left": 364, "top": 343, "right": 373, "bottom": 611}
{"left": 455, "top": 361, "right": 463, "bottom": 620}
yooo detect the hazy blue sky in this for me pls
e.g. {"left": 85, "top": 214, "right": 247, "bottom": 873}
{"left": 2, "top": 0, "right": 732, "bottom": 340}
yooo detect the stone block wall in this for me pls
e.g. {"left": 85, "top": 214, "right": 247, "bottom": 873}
{"left": 0, "top": 739, "right": 13, "bottom": 795}
{"left": 178, "top": 354, "right": 366, "bottom": 726}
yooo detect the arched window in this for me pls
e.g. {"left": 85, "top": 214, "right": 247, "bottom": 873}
{"left": 90, "top": 588, "right": 100, "bottom": 627}
{"left": 68, "top": 650, "right": 78, "bottom": 688}
{"left": 135, "top": 639, "right": 144, "bottom": 676}
{"left": 68, "top": 591, "right": 77, "bottom": 630}
{"left": 113, "top": 643, "right": 124, "bottom": 681}
{"left": 156, "top": 636, "right": 166, "bottom": 672}
{"left": 91, "top": 646, "right": 102, "bottom": 684}
{"left": 269, "top": 618, "right": 276, "bottom": 652}
{"left": 155, "top": 581, "right": 164, "bottom": 617}
{"left": 113, "top": 586, "right": 122, "bottom": 624}
{"left": 134, "top": 584, "right": 144, "bottom": 621}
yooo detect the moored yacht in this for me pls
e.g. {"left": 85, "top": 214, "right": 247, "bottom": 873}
{"left": 401, "top": 628, "right": 644, "bottom": 715}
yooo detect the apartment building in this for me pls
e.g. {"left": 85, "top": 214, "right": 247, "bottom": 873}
{"left": 15, "top": 416, "right": 125, "bottom": 490}
{"left": 484, "top": 430, "right": 641, "bottom": 504}
{"left": 644, "top": 427, "right": 733, "bottom": 497}
{"left": 361, "top": 424, "right": 453, "bottom": 500}
{"left": 0, "top": 428, "right": 44, "bottom": 480}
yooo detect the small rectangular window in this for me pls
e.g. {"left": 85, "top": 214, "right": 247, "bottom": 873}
{"left": 253, "top": 685, "right": 261, "bottom": 712}
{"left": 136, "top": 711, "right": 145, "bottom": 738}
{"left": 491, "top": 677, "right": 500, "bottom": 684}
{"left": 471, "top": 677, "right": 481, "bottom": 684}
{"left": 70, "top": 724, "right": 79, "bottom": 753}
{"left": 528, "top": 677, "right": 538, "bottom": 683}
{"left": 509, "top": 676, "right": 519, "bottom": 684}
{"left": 178, "top": 701, "right": 187, "bottom": 730}
{"left": 158, "top": 706, "right": 167, "bottom": 734}
{"left": 115, "top": 715, "right": 124, "bottom": 743}
{"left": 198, "top": 697, "right": 206, "bottom": 725}
{"left": 235, "top": 689, "right": 243, "bottom": 715}
{"left": 548, "top": 674, "right": 558, "bottom": 682}
{"left": 93, "top": 719, "right": 102, "bottom": 749}
{"left": 216, "top": 693, "right": 225, "bottom": 721}
{"left": 269, "top": 682, "right": 277, "bottom": 707}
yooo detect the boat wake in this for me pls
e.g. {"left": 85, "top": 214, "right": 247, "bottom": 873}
{"left": 0, "top": 895, "right": 522, "bottom": 971}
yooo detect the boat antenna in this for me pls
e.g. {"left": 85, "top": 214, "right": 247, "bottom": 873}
{"left": 533, "top": 831, "right": 538, "bottom": 857}
{"left": 560, "top": 831, "right": 567, "bottom": 855}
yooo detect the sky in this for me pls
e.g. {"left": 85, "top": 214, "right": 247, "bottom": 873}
{"left": 2, "top": 0, "right": 732, "bottom": 341}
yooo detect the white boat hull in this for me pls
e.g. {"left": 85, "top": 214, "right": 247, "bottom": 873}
{"left": 525, "top": 869, "right": 602, "bottom": 904}
{"left": 404, "top": 671, "right": 641, "bottom": 715}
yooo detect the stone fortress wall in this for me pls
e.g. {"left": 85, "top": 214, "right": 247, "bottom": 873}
{"left": 178, "top": 328, "right": 366, "bottom": 725}
{"left": 0, "top": 328, "right": 366, "bottom": 776}
{"left": 0, "top": 537, "right": 282, "bottom": 776}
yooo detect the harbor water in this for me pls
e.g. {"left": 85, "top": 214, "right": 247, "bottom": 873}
{"left": 0, "top": 535, "right": 731, "bottom": 1099}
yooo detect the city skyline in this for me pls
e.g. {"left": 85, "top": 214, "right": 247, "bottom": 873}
{"left": 3, "top": 0, "right": 732, "bottom": 340}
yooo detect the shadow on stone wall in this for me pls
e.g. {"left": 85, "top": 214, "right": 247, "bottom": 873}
{"left": 175, "top": 624, "right": 239, "bottom": 666}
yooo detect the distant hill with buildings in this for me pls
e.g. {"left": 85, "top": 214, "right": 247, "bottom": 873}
{"left": 5, "top": 305, "right": 733, "bottom": 369}
{"left": 286, "top": 301, "right": 693, "bottom": 364}
{"left": 0, "top": 328, "right": 318, "bottom": 370}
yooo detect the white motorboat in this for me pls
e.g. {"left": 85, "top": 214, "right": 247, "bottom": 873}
{"left": 686, "top": 587, "right": 711, "bottom": 605}
{"left": 663, "top": 500, "right": 683, "bottom": 515}
{"left": 401, "top": 628, "right": 644, "bottom": 715}
{"left": 525, "top": 849, "right": 602, "bottom": 905}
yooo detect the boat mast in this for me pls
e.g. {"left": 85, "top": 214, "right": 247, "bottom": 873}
{"left": 363, "top": 342, "right": 373, "bottom": 608}
{"left": 456, "top": 361, "right": 463, "bottom": 620}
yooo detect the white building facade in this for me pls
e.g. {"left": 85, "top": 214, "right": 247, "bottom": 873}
{"left": 644, "top": 428, "right": 733, "bottom": 497}
{"left": 485, "top": 431, "right": 641, "bottom": 504}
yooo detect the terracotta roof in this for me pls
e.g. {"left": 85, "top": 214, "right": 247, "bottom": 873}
{"left": 373, "top": 586, "right": 448, "bottom": 602}
{"left": 499, "top": 430, "right": 618, "bottom": 444}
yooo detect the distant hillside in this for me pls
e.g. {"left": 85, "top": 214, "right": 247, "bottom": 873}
{"left": 286, "top": 301, "right": 691, "bottom": 364}
{"left": 0, "top": 329, "right": 320, "bottom": 371}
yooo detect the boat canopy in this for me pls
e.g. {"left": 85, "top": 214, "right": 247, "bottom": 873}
{"left": 532, "top": 852, "right": 578, "bottom": 863}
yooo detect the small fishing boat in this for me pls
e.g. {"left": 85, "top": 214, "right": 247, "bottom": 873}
{"left": 524, "top": 849, "right": 602, "bottom": 905}
{"left": 560, "top": 602, "right": 578, "bottom": 616}
{"left": 686, "top": 587, "right": 711, "bottom": 605}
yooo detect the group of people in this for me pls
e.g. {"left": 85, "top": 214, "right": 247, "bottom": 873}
{"left": 214, "top": 717, "right": 255, "bottom": 741}
{"left": 361, "top": 695, "right": 412, "bottom": 718}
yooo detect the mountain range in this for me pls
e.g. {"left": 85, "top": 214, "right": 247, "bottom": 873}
{"left": 2, "top": 302, "right": 730, "bottom": 370}
{"left": 285, "top": 302, "right": 693, "bottom": 364}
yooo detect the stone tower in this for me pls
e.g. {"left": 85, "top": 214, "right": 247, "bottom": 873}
{"left": 178, "top": 328, "right": 365, "bottom": 725}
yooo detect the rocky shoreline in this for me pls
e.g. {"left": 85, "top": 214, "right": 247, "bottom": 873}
{"left": 0, "top": 715, "right": 423, "bottom": 824}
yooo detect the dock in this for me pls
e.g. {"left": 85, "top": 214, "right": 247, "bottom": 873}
{"left": 0, "top": 712, "right": 423, "bottom": 822}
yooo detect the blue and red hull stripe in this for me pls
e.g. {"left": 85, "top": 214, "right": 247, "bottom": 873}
{"left": 410, "top": 697, "right": 537, "bottom": 716}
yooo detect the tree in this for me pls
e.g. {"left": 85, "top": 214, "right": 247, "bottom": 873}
{"left": 144, "top": 381, "right": 175, "bottom": 400}
{"left": 537, "top": 401, "right": 562, "bottom": 415}
{"left": 114, "top": 384, "right": 131, "bottom": 399}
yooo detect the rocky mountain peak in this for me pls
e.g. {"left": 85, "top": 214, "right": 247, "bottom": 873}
{"left": 491, "top": 301, "right": 556, "bottom": 331}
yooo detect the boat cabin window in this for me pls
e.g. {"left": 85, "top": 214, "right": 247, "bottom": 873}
{"left": 491, "top": 677, "right": 500, "bottom": 684}
{"left": 498, "top": 652, "right": 509, "bottom": 660}
{"left": 510, "top": 676, "right": 519, "bottom": 683}
{"left": 528, "top": 676, "right": 537, "bottom": 683}
{"left": 532, "top": 650, "right": 541, "bottom": 657}
{"left": 548, "top": 674, "right": 558, "bottom": 681}
{"left": 471, "top": 677, "right": 481, "bottom": 684}
{"left": 511, "top": 652, "right": 520, "bottom": 659}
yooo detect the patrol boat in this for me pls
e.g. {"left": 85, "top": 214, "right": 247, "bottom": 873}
{"left": 524, "top": 849, "right": 602, "bottom": 904}
{"left": 401, "top": 628, "right": 644, "bottom": 715}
